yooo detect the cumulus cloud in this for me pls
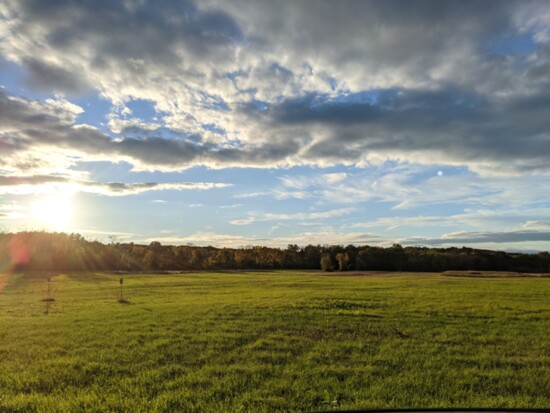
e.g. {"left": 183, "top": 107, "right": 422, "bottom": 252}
{"left": 0, "top": 90, "right": 301, "bottom": 172}
{"left": 1, "top": 1, "right": 550, "bottom": 174}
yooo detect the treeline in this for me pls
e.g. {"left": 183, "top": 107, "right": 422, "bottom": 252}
{"left": 1, "top": 231, "right": 549, "bottom": 273}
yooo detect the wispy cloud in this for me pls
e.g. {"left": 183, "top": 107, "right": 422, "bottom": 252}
{"left": 229, "top": 217, "right": 255, "bottom": 225}
{"left": 141, "top": 230, "right": 383, "bottom": 248}
{"left": 229, "top": 207, "right": 354, "bottom": 226}
{"left": 233, "top": 192, "right": 270, "bottom": 199}
{"left": 351, "top": 209, "right": 550, "bottom": 231}
{"left": 323, "top": 172, "right": 347, "bottom": 184}
{"left": 0, "top": 203, "right": 28, "bottom": 220}
{"left": 403, "top": 230, "right": 550, "bottom": 246}
{"left": 0, "top": 174, "right": 231, "bottom": 196}
{"left": 264, "top": 208, "right": 354, "bottom": 221}
{"left": 271, "top": 165, "right": 550, "bottom": 211}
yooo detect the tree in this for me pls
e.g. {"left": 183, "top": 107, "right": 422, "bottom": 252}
{"left": 320, "top": 254, "right": 333, "bottom": 272}
{"left": 144, "top": 249, "right": 159, "bottom": 270}
{"left": 336, "top": 252, "right": 349, "bottom": 271}
{"left": 190, "top": 249, "right": 204, "bottom": 270}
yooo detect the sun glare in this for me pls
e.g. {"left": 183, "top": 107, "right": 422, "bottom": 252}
{"left": 31, "top": 194, "right": 74, "bottom": 231}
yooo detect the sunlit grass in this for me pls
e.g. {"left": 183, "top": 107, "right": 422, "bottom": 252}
{"left": 0, "top": 271, "right": 549, "bottom": 412}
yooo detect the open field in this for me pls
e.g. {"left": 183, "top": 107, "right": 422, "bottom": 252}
{"left": 0, "top": 271, "right": 549, "bottom": 412}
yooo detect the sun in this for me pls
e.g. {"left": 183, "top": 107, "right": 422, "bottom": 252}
{"left": 31, "top": 194, "right": 74, "bottom": 231}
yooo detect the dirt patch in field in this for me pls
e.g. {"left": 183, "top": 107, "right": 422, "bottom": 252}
{"left": 442, "top": 270, "right": 550, "bottom": 278}
{"left": 313, "top": 270, "right": 550, "bottom": 278}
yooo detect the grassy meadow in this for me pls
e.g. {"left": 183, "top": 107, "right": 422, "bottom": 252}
{"left": 0, "top": 270, "right": 549, "bottom": 412}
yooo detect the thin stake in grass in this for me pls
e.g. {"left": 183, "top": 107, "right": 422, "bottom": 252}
{"left": 118, "top": 276, "right": 129, "bottom": 303}
{"left": 41, "top": 276, "right": 55, "bottom": 302}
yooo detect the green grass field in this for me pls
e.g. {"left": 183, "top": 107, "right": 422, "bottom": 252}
{"left": 1, "top": 271, "right": 549, "bottom": 412}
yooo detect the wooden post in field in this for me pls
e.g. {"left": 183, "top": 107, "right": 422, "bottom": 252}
{"left": 47, "top": 277, "right": 52, "bottom": 300}
{"left": 119, "top": 276, "right": 124, "bottom": 302}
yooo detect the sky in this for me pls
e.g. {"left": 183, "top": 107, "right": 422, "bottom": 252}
{"left": 1, "top": 0, "right": 550, "bottom": 251}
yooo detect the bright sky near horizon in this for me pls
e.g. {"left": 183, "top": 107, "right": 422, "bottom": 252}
{"left": 1, "top": 0, "right": 550, "bottom": 251}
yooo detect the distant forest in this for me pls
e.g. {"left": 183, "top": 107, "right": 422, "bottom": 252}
{"left": 1, "top": 231, "right": 549, "bottom": 273}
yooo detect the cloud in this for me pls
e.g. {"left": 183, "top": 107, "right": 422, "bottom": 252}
{"left": 0, "top": 175, "right": 69, "bottom": 186}
{"left": 228, "top": 207, "right": 355, "bottom": 227}
{"left": 323, "top": 173, "right": 347, "bottom": 184}
{"left": 139, "top": 77, "right": 548, "bottom": 169}
{"left": 258, "top": 87, "right": 550, "bottom": 174}
{"left": 271, "top": 164, "right": 550, "bottom": 212}
{"left": 354, "top": 211, "right": 527, "bottom": 232}
{"left": 0, "top": 1, "right": 548, "bottom": 252}
{"left": 219, "top": 203, "right": 243, "bottom": 209}
{"left": 0, "top": 90, "right": 302, "bottom": 172}
{"left": 1, "top": 1, "right": 550, "bottom": 175}
{"left": 352, "top": 215, "right": 459, "bottom": 231}
{"left": 0, "top": 174, "right": 231, "bottom": 196}
{"left": 406, "top": 230, "right": 550, "bottom": 246}
{"left": 140, "top": 229, "right": 383, "bottom": 248}
{"left": 264, "top": 208, "right": 354, "bottom": 221}
{"left": 69, "top": 228, "right": 135, "bottom": 239}
{"left": 522, "top": 220, "right": 550, "bottom": 230}
{"left": 22, "top": 58, "right": 90, "bottom": 93}
{"left": 90, "top": 181, "right": 231, "bottom": 196}
{"left": 0, "top": 202, "right": 28, "bottom": 220}
{"left": 233, "top": 192, "right": 270, "bottom": 199}
{"left": 229, "top": 217, "right": 255, "bottom": 225}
